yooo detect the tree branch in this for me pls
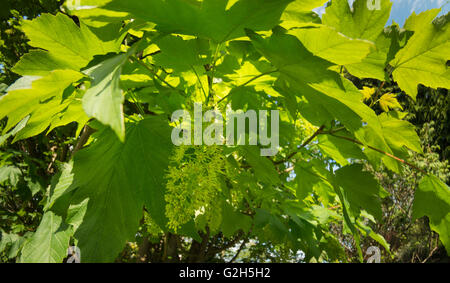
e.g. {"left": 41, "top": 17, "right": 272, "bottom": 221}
{"left": 229, "top": 237, "right": 248, "bottom": 263}
{"left": 205, "top": 231, "right": 245, "bottom": 258}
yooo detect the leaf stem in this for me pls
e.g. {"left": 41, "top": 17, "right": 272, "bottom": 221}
{"left": 320, "top": 126, "right": 346, "bottom": 135}
{"left": 206, "top": 43, "right": 223, "bottom": 105}
{"left": 191, "top": 66, "right": 208, "bottom": 101}
{"left": 130, "top": 56, "right": 179, "bottom": 92}
{"left": 128, "top": 91, "right": 145, "bottom": 116}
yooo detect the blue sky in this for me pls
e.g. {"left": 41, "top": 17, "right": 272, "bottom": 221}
{"left": 387, "top": 0, "right": 449, "bottom": 25}
{"left": 314, "top": 0, "right": 449, "bottom": 26}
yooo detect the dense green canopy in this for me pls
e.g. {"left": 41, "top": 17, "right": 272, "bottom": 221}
{"left": 0, "top": 0, "right": 449, "bottom": 263}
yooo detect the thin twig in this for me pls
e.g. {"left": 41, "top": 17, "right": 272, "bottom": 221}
{"left": 327, "top": 133, "right": 427, "bottom": 174}
{"left": 422, "top": 246, "right": 438, "bottom": 263}
{"left": 229, "top": 238, "right": 248, "bottom": 263}
{"left": 274, "top": 125, "right": 325, "bottom": 165}
{"left": 320, "top": 126, "right": 346, "bottom": 135}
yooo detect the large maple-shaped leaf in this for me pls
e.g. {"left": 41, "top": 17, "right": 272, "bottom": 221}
{"left": 322, "top": 0, "right": 392, "bottom": 42}
{"left": 345, "top": 32, "right": 392, "bottom": 80}
{"left": 247, "top": 29, "right": 400, "bottom": 172}
{"left": 17, "top": 13, "right": 119, "bottom": 73}
{"left": 335, "top": 164, "right": 387, "bottom": 220}
{"left": 153, "top": 36, "right": 209, "bottom": 73}
{"left": 390, "top": 9, "right": 450, "bottom": 99}
{"left": 68, "top": 117, "right": 172, "bottom": 262}
{"left": 102, "top": 0, "right": 292, "bottom": 42}
{"left": 13, "top": 50, "right": 75, "bottom": 76}
{"left": 321, "top": 0, "right": 393, "bottom": 80}
{"left": 289, "top": 25, "right": 374, "bottom": 65}
{"left": 412, "top": 175, "right": 450, "bottom": 253}
{"left": 0, "top": 70, "right": 85, "bottom": 140}
{"left": 3, "top": 13, "right": 123, "bottom": 140}
{"left": 378, "top": 113, "right": 423, "bottom": 156}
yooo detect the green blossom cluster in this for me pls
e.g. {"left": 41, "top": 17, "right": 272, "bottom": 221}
{"left": 165, "top": 145, "right": 226, "bottom": 231}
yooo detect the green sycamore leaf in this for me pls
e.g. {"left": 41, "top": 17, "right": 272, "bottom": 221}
{"left": 322, "top": 0, "right": 392, "bottom": 42}
{"left": 254, "top": 208, "right": 290, "bottom": 244}
{"left": 0, "top": 232, "right": 20, "bottom": 255}
{"left": 289, "top": 25, "right": 375, "bottom": 65}
{"left": 14, "top": 89, "right": 89, "bottom": 142}
{"left": 0, "top": 116, "right": 29, "bottom": 146}
{"left": 68, "top": 116, "right": 172, "bottom": 262}
{"left": 66, "top": 199, "right": 90, "bottom": 232}
{"left": 150, "top": 35, "right": 211, "bottom": 100}
{"left": 153, "top": 36, "right": 210, "bottom": 73}
{"left": 45, "top": 161, "right": 78, "bottom": 214}
{"left": 82, "top": 50, "right": 136, "bottom": 141}
{"left": 317, "top": 132, "right": 365, "bottom": 166}
{"left": 356, "top": 219, "right": 390, "bottom": 253}
{"left": 216, "top": 55, "right": 279, "bottom": 100}
{"left": 240, "top": 146, "right": 280, "bottom": 185}
{"left": 390, "top": 9, "right": 450, "bottom": 99}
{"left": 1, "top": 76, "right": 45, "bottom": 132}
{"left": 284, "top": 0, "right": 328, "bottom": 12}
{"left": 103, "top": 0, "right": 292, "bottom": 42}
{"left": 13, "top": 50, "right": 75, "bottom": 76}
{"left": 3, "top": 75, "right": 39, "bottom": 92}
{"left": 378, "top": 112, "right": 423, "bottom": 155}
{"left": 46, "top": 89, "right": 90, "bottom": 136}
{"left": 0, "top": 165, "right": 22, "bottom": 186}
{"left": 280, "top": 0, "right": 326, "bottom": 29}
{"left": 220, "top": 202, "right": 252, "bottom": 237}
{"left": 19, "top": 211, "right": 72, "bottom": 263}
{"left": 335, "top": 164, "right": 387, "bottom": 220}
{"left": 65, "top": 0, "right": 129, "bottom": 49}
{"left": 276, "top": 78, "right": 333, "bottom": 126}
{"left": 65, "top": 0, "right": 129, "bottom": 27}
{"left": 412, "top": 175, "right": 450, "bottom": 253}
{"left": 0, "top": 70, "right": 84, "bottom": 140}
{"left": 176, "top": 221, "right": 202, "bottom": 243}
{"left": 322, "top": 0, "right": 393, "bottom": 80}
{"left": 226, "top": 86, "right": 273, "bottom": 111}
{"left": 247, "top": 29, "right": 400, "bottom": 172}
{"left": 18, "top": 13, "right": 120, "bottom": 73}
{"left": 345, "top": 32, "right": 392, "bottom": 80}
{"left": 295, "top": 160, "right": 335, "bottom": 206}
